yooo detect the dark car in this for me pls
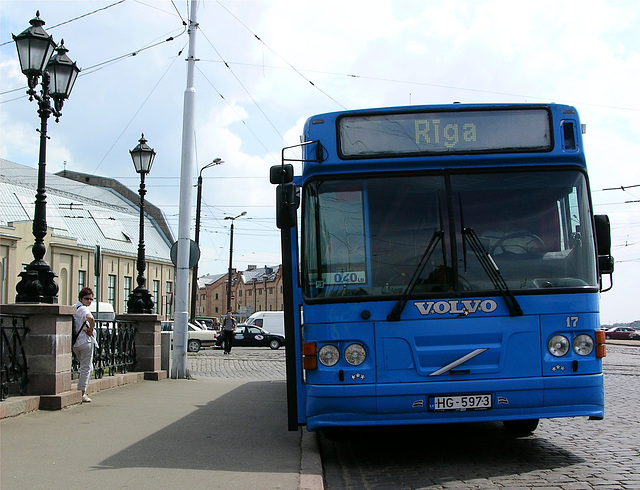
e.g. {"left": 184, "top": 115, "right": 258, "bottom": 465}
{"left": 604, "top": 326, "right": 640, "bottom": 340}
{"left": 216, "top": 324, "right": 284, "bottom": 350}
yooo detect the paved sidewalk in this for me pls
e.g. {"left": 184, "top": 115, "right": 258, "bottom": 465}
{"left": 0, "top": 377, "right": 323, "bottom": 489}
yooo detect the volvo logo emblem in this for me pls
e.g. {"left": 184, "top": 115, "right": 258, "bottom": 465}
{"left": 414, "top": 299, "right": 499, "bottom": 316}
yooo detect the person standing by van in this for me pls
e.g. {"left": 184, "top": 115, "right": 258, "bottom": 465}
{"left": 221, "top": 310, "right": 237, "bottom": 354}
{"left": 73, "top": 288, "right": 98, "bottom": 403}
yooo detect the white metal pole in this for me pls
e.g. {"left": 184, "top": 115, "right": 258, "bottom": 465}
{"left": 172, "top": 0, "right": 199, "bottom": 378}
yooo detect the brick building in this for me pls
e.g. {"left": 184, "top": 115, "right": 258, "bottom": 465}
{"left": 195, "top": 264, "right": 282, "bottom": 321}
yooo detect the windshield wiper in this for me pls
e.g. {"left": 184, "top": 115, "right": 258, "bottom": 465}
{"left": 462, "top": 227, "right": 523, "bottom": 316}
{"left": 387, "top": 230, "right": 443, "bottom": 321}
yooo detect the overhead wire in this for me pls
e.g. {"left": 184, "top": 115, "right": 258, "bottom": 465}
{"left": 190, "top": 57, "right": 640, "bottom": 114}
{"left": 215, "top": 0, "right": 347, "bottom": 111}
{"left": 593, "top": 183, "right": 640, "bottom": 254}
{"left": 198, "top": 27, "right": 285, "bottom": 142}
{"left": 0, "top": 0, "right": 127, "bottom": 47}
{"left": 1, "top": 3, "right": 188, "bottom": 100}
{"left": 192, "top": 1, "right": 352, "bottom": 165}
{"left": 89, "top": 48, "right": 185, "bottom": 174}
{"left": 195, "top": 65, "right": 278, "bottom": 162}
{"left": 80, "top": 27, "right": 187, "bottom": 76}
{"left": 5, "top": 1, "right": 640, "bottom": 117}
{"left": 5, "top": 4, "right": 638, "bottom": 115}
{"left": 5, "top": 2, "right": 640, "bottom": 260}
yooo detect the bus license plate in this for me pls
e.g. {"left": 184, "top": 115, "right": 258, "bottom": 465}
{"left": 429, "top": 394, "right": 492, "bottom": 411}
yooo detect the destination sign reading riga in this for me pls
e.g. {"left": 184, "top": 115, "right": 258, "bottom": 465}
{"left": 338, "top": 108, "right": 552, "bottom": 158}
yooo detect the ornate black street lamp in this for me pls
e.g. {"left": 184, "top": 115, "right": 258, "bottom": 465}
{"left": 127, "top": 134, "right": 156, "bottom": 314}
{"left": 190, "top": 158, "right": 223, "bottom": 321}
{"left": 224, "top": 211, "right": 246, "bottom": 312}
{"left": 14, "top": 11, "right": 80, "bottom": 304}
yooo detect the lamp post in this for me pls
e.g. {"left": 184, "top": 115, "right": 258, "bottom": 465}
{"left": 224, "top": 211, "right": 246, "bottom": 312}
{"left": 190, "top": 158, "right": 223, "bottom": 321}
{"left": 263, "top": 274, "right": 269, "bottom": 311}
{"left": 13, "top": 11, "right": 80, "bottom": 303}
{"left": 252, "top": 277, "right": 257, "bottom": 313}
{"left": 127, "top": 134, "right": 156, "bottom": 314}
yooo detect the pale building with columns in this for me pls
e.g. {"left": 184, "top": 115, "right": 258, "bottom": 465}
{"left": 0, "top": 158, "right": 176, "bottom": 317}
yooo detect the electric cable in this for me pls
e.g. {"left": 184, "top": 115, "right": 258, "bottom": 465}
{"left": 215, "top": 0, "right": 347, "bottom": 110}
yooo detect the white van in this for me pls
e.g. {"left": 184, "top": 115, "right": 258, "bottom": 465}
{"left": 88, "top": 301, "right": 115, "bottom": 322}
{"left": 245, "top": 311, "right": 284, "bottom": 337}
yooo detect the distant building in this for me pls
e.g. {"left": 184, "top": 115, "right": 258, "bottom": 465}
{"left": 0, "top": 158, "right": 176, "bottom": 317}
{"left": 195, "top": 264, "right": 283, "bottom": 321}
{"left": 195, "top": 272, "right": 227, "bottom": 319}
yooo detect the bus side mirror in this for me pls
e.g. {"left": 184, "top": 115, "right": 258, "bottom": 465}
{"left": 270, "top": 164, "right": 294, "bottom": 184}
{"left": 276, "top": 182, "right": 299, "bottom": 229}
{"left": 594, "top": 214, "right": 614, "bottom": 291}
{"left": 599, "top": 255, "right": 615, "bottom": 276}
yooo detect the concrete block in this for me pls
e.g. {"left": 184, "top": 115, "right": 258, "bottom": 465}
{"left": 0, "top": 396, "right": 40, "bottom": 419}
{"left": 144, "top": 370, "right": 168, "bottom": 381}
{"left": 39, "top": 390, "right": 81, "bottom": 410}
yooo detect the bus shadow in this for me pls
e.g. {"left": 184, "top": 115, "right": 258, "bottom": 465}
{"left": 318, "top": 422, "right": 584, "bottom": 488}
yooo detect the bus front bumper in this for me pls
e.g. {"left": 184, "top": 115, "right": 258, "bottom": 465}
{"left": 304, "top": 374, "right": 604, "bottom": 431}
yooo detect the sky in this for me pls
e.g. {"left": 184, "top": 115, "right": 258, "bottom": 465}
{"left": 1, "top": 0, "right": 640, "bottom": 325}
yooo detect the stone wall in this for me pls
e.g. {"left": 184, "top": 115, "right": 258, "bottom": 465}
{"left": 1, "top": 304, "right": 162, "bottom": 408}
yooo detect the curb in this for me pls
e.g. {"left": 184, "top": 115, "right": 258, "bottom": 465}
{"left": 0, "top": 370, "right": 165, "bottom": 419}
{"left": 300, "top": 428, "right": 325, "bottom": 490}
{"left": 0, "top": 394, "right": 40, "bottom": 419}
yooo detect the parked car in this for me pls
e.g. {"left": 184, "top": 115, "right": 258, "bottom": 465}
{"left": 88, "top": 301, "right": 115, "bottom": 322}
{"left": 216, "top": 325, "right": 285, "bottom": 350}
{"left": 604, "top": 326, "right": 640, "bottom": 340}
{"left": 194, "top": 317, "right": 216, "bottom": 330}
{"left": 245, "top": 311, "right": 285, "bottom": 337}
{"left": 191, "top": 319, "right": 209, "bottom": 330}
{"left": 161, "top": 321, "right": 218, "bottom": 352}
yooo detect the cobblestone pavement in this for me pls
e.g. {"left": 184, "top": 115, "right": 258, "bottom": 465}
{"left": 188, "top": 344, "right": 640, "bottom": 489}
{"left": 188, "top": 346, "right": 286, "bottom": 380}
{"left": 317, "top": 343, "right": 640, "bottom": 489}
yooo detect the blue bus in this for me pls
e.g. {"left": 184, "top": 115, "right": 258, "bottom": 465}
{"left": 270, "top": 103, "right": 614, "bottom": 434}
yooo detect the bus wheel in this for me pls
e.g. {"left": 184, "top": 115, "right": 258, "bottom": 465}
{"left": 503, "top": 419, "right": 539, "bottom": 435}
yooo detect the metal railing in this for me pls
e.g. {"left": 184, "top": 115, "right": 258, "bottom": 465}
{"left": 0, "top": 314, "right": 29, "bottom": 401}
{"left": 72, "top": 320, "right": 137, "bottom": 379}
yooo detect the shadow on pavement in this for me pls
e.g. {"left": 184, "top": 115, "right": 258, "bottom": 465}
{"left": 95, "top": 380, "right": 300, "bottom": 473}
{"left": 318, "top": 422, "right": 584, "bottom": 488}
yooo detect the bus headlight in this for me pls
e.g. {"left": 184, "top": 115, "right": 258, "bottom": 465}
{"left": 573, "top": 334, "right": 594, "bottom": 356}
{"left": 548, "top": 335, "right": 570, "bottom": 357}
{"left": 318, "top": 344, "right": 340, "bottom": 366}
{"left": 344, "top": 343, "right": 366, "bottom": 366}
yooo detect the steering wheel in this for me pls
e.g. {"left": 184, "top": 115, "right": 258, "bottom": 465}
{"left": 491, "top": 232, "right": 545, "bottom": 255}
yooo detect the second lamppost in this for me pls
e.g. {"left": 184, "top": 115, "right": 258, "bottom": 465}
{"left": 190, "top": 158, "right": 223, "bottom": 320}
{"left": 127, "top": 134, "right": 156, "bottom": 314}
{"left": 224, "top": 211, "right": 246, "bottom": 312}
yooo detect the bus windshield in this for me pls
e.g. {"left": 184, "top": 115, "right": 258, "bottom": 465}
{"left": 302, "top": 169, "right": 597, "bottom": 299}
